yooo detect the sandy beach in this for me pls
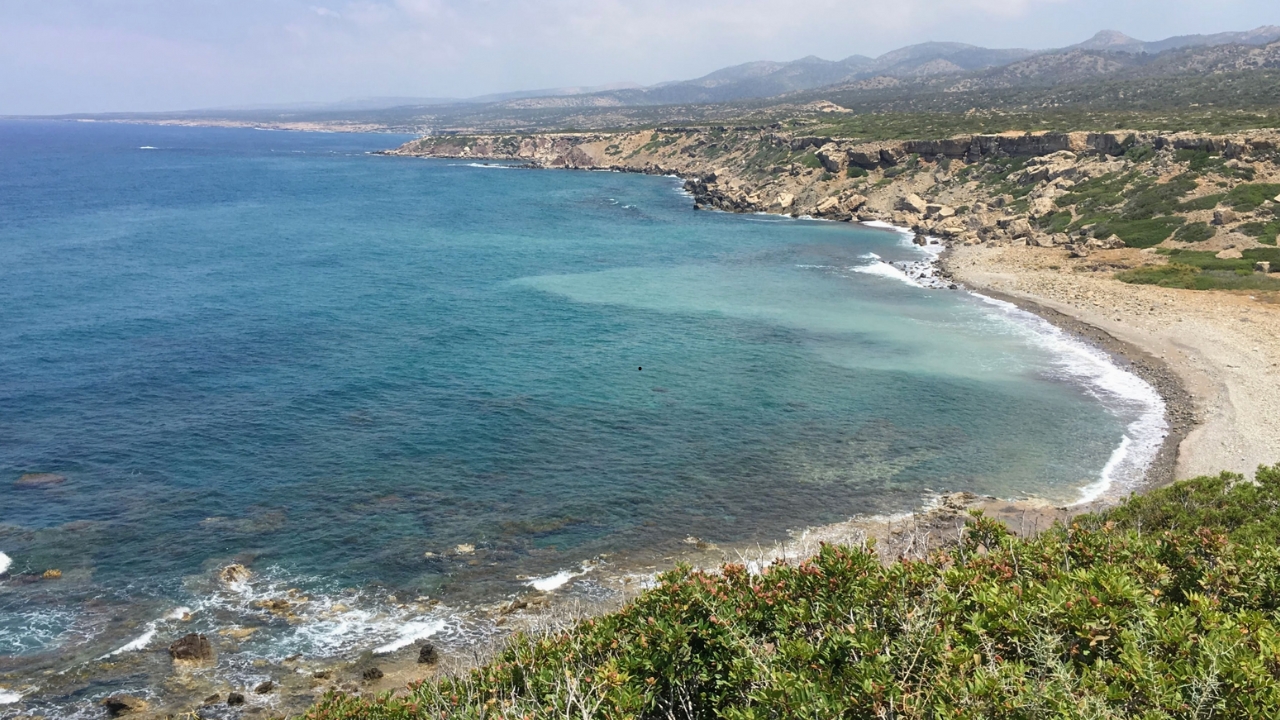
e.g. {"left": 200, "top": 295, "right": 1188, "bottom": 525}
{"left": 947, "top": 243, "right": 1280, "bottom": 482}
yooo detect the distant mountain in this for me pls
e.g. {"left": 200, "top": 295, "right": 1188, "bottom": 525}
{"left": 488, "top": 26, "right": 1280, "bottom": 110}
{"left": 1071, "top": 26, "right": 1280, "bottom": 54}
{"left": 501, "top": 42, "right": 1035, "bottom": 108}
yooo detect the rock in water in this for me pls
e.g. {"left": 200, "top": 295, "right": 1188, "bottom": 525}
{"left": 362, "top": 667, "right": 384, "bottom": 681}
{"left": 417, "top": 642, "right": 440, "bottom": 665}
{"left": 254, "top": 680, "right": 274, "bottom": 694}
{"left": 218, "top": 564, "right": 252, "bottom": 586}
{"left": 101, "top": 695, "right": 149, "bottom": 717}
{"left": 226, "top": 692, "right": 245, "bottom": 706}
{"left": 15, "top": 473, "right": 66, "bottom": 488}
{"left": 169, "top": 633, "right": 215, "bottom": 664}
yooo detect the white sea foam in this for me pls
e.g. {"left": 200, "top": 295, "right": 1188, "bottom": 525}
{"left": 372, "top": 619, "right": 446, "bottom": 655}
{"left": 0, "top": 689, "right": 20, "bottom": 704}
{"left": 104, "top": 628, "right": 157, "bottom": 657}
{"left": 860, "top": 220, "right": 914, "bottom": 237}
{"left": 526, "top": 569, "right": 583, "bottom": 592}
{"left": 852, "top": 261, "right": 920, "bottom": 287}
{"left": 98, "top": 606, "right": 191, "bottom": 659}
{"left": 0, "top": 551, "right": 11, "bottom": 576}
{"left": 1077, "top": 436, "right": 1133, "bottom": 504}
{"left": 138, "top": 146, "right": 157, "bottom": 150}
{"left": 164, "top": 606, "right": 191, "bottom": 621}
{"left": 974, "top": 294, "right": 1167, "bottom": 503}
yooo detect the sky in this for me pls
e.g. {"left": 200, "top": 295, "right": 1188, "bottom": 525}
{"left": 1, "top": 0, "right": 1276, "bottom": 115}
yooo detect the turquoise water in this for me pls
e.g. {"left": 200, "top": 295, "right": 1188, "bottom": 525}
{"left": 0, "top": 121, "right": 1162, "bottom": 712}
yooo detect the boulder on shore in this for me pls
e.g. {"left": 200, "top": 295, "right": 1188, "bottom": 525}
{"left": 418, "top": 642, "right": 440, "bottom": 664}
{"left": 101, "top": 695, "right": 148, "bottom": 717}
{"left": 169, "top": 633, "right": 215, "bottom": 664}
{"left": 898, "top": 194, "right": 928, "bottom": 215}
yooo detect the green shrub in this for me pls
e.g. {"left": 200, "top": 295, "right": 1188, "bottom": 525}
{"left": 1121, "top": 252, "right": 1280, "bottom": 289}
{"left": 796, "top": 152, "right": 824, "bottom": 169}
{"left": 818, "top": 171, "right": 835, "bottom": 182}
{"left": 1056, "top": 172, "right": 1131, "bottom": 212}
{"left": 1120, "top": 173, "right": 1198, "bottom": 220}
{"left": 1093, "top": 216, "right": 1185, "bottom": 248}
{"left": 1240, "top": 219, "right": 1280, "bottom": 245}
{"left": 309, "top": 466, "right": 1280, "bottom": 720}
{"left": 1174, "top": 147, "right": 1214, "bottom": 171}
{"left": 1245, "top": 247, "right": 1280, "bottom": 264}
{"left": 1116, "top": 262, "right": 1202, "bottom": 288}
{"left": 1125, "top": 143, "right": 1156, "bottom": 162}
{"left": 846, "top": 166, "right": 868, "bottom": 178}
{"left": 1173, "top": 221, "right": 1215, "bottom": 243}
{"left": 1178, "top": 192, "right": 1225, "bottom": 211}
{"left": 1226, "top": 183, "right": 1280, "bottom": 212}
{"left": 1036, "top": 211, "right": 1073, "bottom": 234}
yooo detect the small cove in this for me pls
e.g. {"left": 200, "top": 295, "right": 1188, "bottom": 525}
{"left": 0, "top": 120, "right": 1162, "bottom": 715}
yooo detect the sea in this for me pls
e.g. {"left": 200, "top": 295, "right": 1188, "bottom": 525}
{"left": 0, "top": 120, "right": 1165, "bottom": 716}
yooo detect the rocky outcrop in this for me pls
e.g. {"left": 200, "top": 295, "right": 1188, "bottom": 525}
{"left": 388, "top": 127, "right": 1280, "bottom": 268}
{"left": 218, "top": 564, "right": 251, "bottom": 586}
{"left": 101, "top": 695, "right": 149, "bottom": 717}
{"left": 418, "top": 642, "right": 440, "bottom": 664}
{"left": 169, "top": 633, "right": 215, "bottom": 665}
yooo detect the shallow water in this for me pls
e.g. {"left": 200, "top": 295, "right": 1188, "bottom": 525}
{"left": 0, "top": 121, "right": 1163, "bottom": 714}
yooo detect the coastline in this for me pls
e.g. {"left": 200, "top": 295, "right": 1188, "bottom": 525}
{"left": 10, "top": 126, "right": 1274, "bottom": 718}
{"left": 343, "top": 214, "right": 1204, "bottom": 711}
{"left": 945, "top": 243, "right": 1279, "bottom": 482}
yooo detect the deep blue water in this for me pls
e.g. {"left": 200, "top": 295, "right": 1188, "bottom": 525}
{"left": 0, "top": 121, "right": 1162, "bottom": 711}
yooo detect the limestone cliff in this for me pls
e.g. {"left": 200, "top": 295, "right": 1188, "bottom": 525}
{"left": 385, "top": 127, "right": 1280, "bottom": 258}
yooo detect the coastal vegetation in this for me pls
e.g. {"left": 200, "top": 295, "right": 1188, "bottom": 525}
{"left": 308, "top": 465, "right": 1280, "bottom": 720}
{"left": 1117, "top": 248, "right": 1280, "bottom": 290}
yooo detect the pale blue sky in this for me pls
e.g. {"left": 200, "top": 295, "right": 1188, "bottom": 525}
{"left": 1, "top": 0, "right": 1276, "bottom": 114}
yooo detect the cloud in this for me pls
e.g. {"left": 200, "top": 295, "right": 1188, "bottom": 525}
{"left": 310, "top": 6, "right": 342, "bottom": 18}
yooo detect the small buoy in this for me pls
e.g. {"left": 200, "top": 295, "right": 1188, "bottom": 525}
{"left": 638, "top": 367, "right": 642, "bottom": 371}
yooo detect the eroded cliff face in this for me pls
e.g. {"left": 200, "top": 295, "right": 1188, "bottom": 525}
{"left": 385, "top": 127, "right": 1280, "bottom": 258}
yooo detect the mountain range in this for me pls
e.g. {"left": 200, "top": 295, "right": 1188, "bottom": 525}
{"left": 494, "top": 26, "right": 1280, "bottom": 109}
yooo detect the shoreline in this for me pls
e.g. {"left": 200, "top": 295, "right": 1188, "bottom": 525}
{"left": 5, "top": 137, "right": 1261, "bottom": 717}
{"left": 944, "top": 243, "right": 1279, "bottom": 482}
{"left": 347, "top": 212, "right": 1202, "bottom": 710}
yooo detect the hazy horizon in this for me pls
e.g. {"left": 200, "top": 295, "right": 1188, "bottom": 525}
{"left": 2, "top": 0, "right": 1277, "bottom": 116}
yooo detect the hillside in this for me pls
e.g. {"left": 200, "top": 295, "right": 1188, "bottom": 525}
{"left": 54, "top": 26, "right": 1280, "bottom": 136}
